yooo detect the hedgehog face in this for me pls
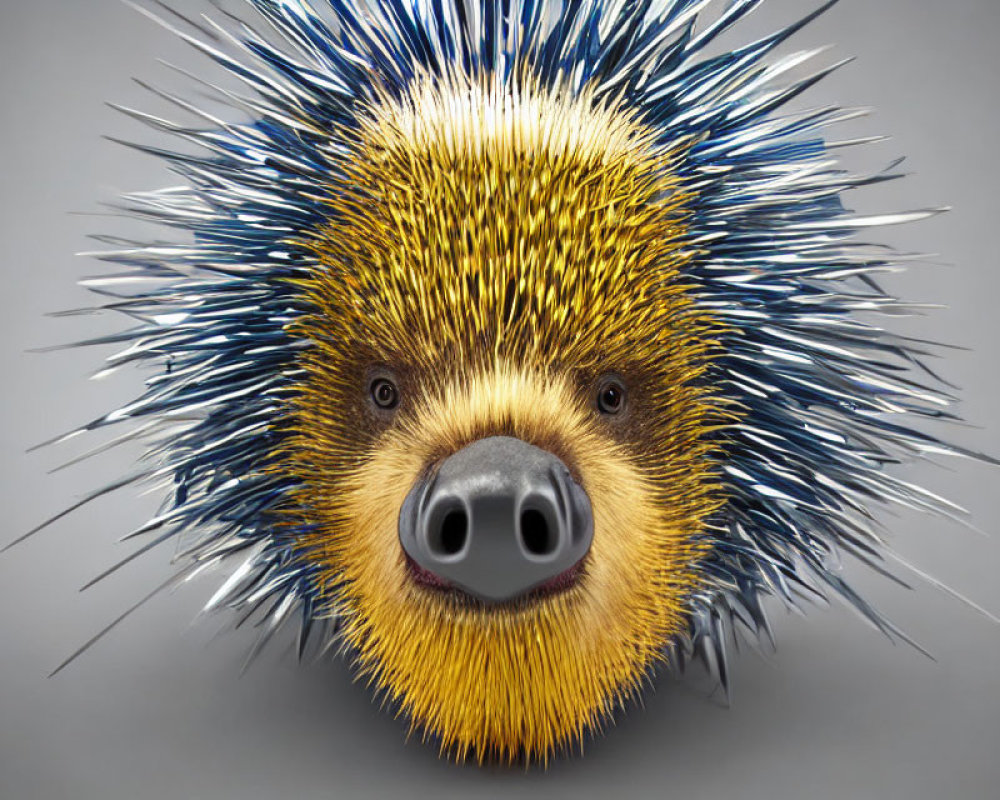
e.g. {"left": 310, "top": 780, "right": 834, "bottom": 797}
{"left": 278, "top": 76, "right": 723, "bottom": 758}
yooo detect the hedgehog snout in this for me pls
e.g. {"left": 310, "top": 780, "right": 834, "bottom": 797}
{"left": 397, "top": 436, "right": 593, "bottom": 603}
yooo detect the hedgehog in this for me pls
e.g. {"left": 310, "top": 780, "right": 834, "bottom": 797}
{"left": 23, "top": 0, "right": 995, "bottom": 765}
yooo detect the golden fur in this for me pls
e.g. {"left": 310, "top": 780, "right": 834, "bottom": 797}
{"left": 276, "top": 71, "right": 726, "bottom": 761}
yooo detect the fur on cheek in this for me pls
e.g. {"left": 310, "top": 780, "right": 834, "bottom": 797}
{"left": 295, "top": 366, "right": 712, "bottom": 761}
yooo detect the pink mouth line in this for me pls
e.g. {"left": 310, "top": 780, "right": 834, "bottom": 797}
{"left": 404, "top": 553, "right": 585, "bottom": 602}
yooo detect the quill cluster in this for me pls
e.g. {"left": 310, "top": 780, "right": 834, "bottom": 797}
{"left": 37, "top": 0, "right": 985, "bottom": 763}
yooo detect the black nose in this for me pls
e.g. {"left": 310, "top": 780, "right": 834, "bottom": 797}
{"left": 398, "top": 436, "right": 593, "bottom": 603}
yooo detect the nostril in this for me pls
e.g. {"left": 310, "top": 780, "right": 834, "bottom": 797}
{"left": 431, "top": 509, "right": 468, "bottom": 557}
{"left": 519, "top": 508, "right": 556, "bottom": 557}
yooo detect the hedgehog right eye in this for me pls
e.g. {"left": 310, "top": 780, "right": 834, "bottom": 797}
{"left": 370, "top": 378, "right": 400, "bottom": 410}
{"left": 596, "top": 377, "right": 626, "bottom": 415}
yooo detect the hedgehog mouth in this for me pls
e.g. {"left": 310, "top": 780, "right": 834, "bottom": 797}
{"left": 404, "top": 552, "right": 586, "bottom": 607}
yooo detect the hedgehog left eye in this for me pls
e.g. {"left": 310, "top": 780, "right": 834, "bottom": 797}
{"left": 596, "top": 377, "right": 626, "bottom": 415}
{"left": 370, "top": 378, "right": 400, "bottom": 410}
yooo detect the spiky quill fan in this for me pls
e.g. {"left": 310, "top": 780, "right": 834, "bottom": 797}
{"left": 24, "top": 0, "right": 996, "bottom": 764}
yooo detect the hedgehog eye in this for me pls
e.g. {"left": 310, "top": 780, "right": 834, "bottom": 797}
{"left": 370, "top": 378, "right": 400, "bottom": 410}
{"left": 596, "top": 378, "right": 626, "bottom": 415}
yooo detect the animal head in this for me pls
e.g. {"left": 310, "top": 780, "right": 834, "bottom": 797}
{"left": 281, "top": 73, "right": 724, "bottom": 757}
{"left": 40, "top": 0, "right": 986, "bottom": 764}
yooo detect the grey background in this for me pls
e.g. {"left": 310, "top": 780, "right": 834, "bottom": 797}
{"left": 1, "top": 1, "right": 998, "bottom": 798}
